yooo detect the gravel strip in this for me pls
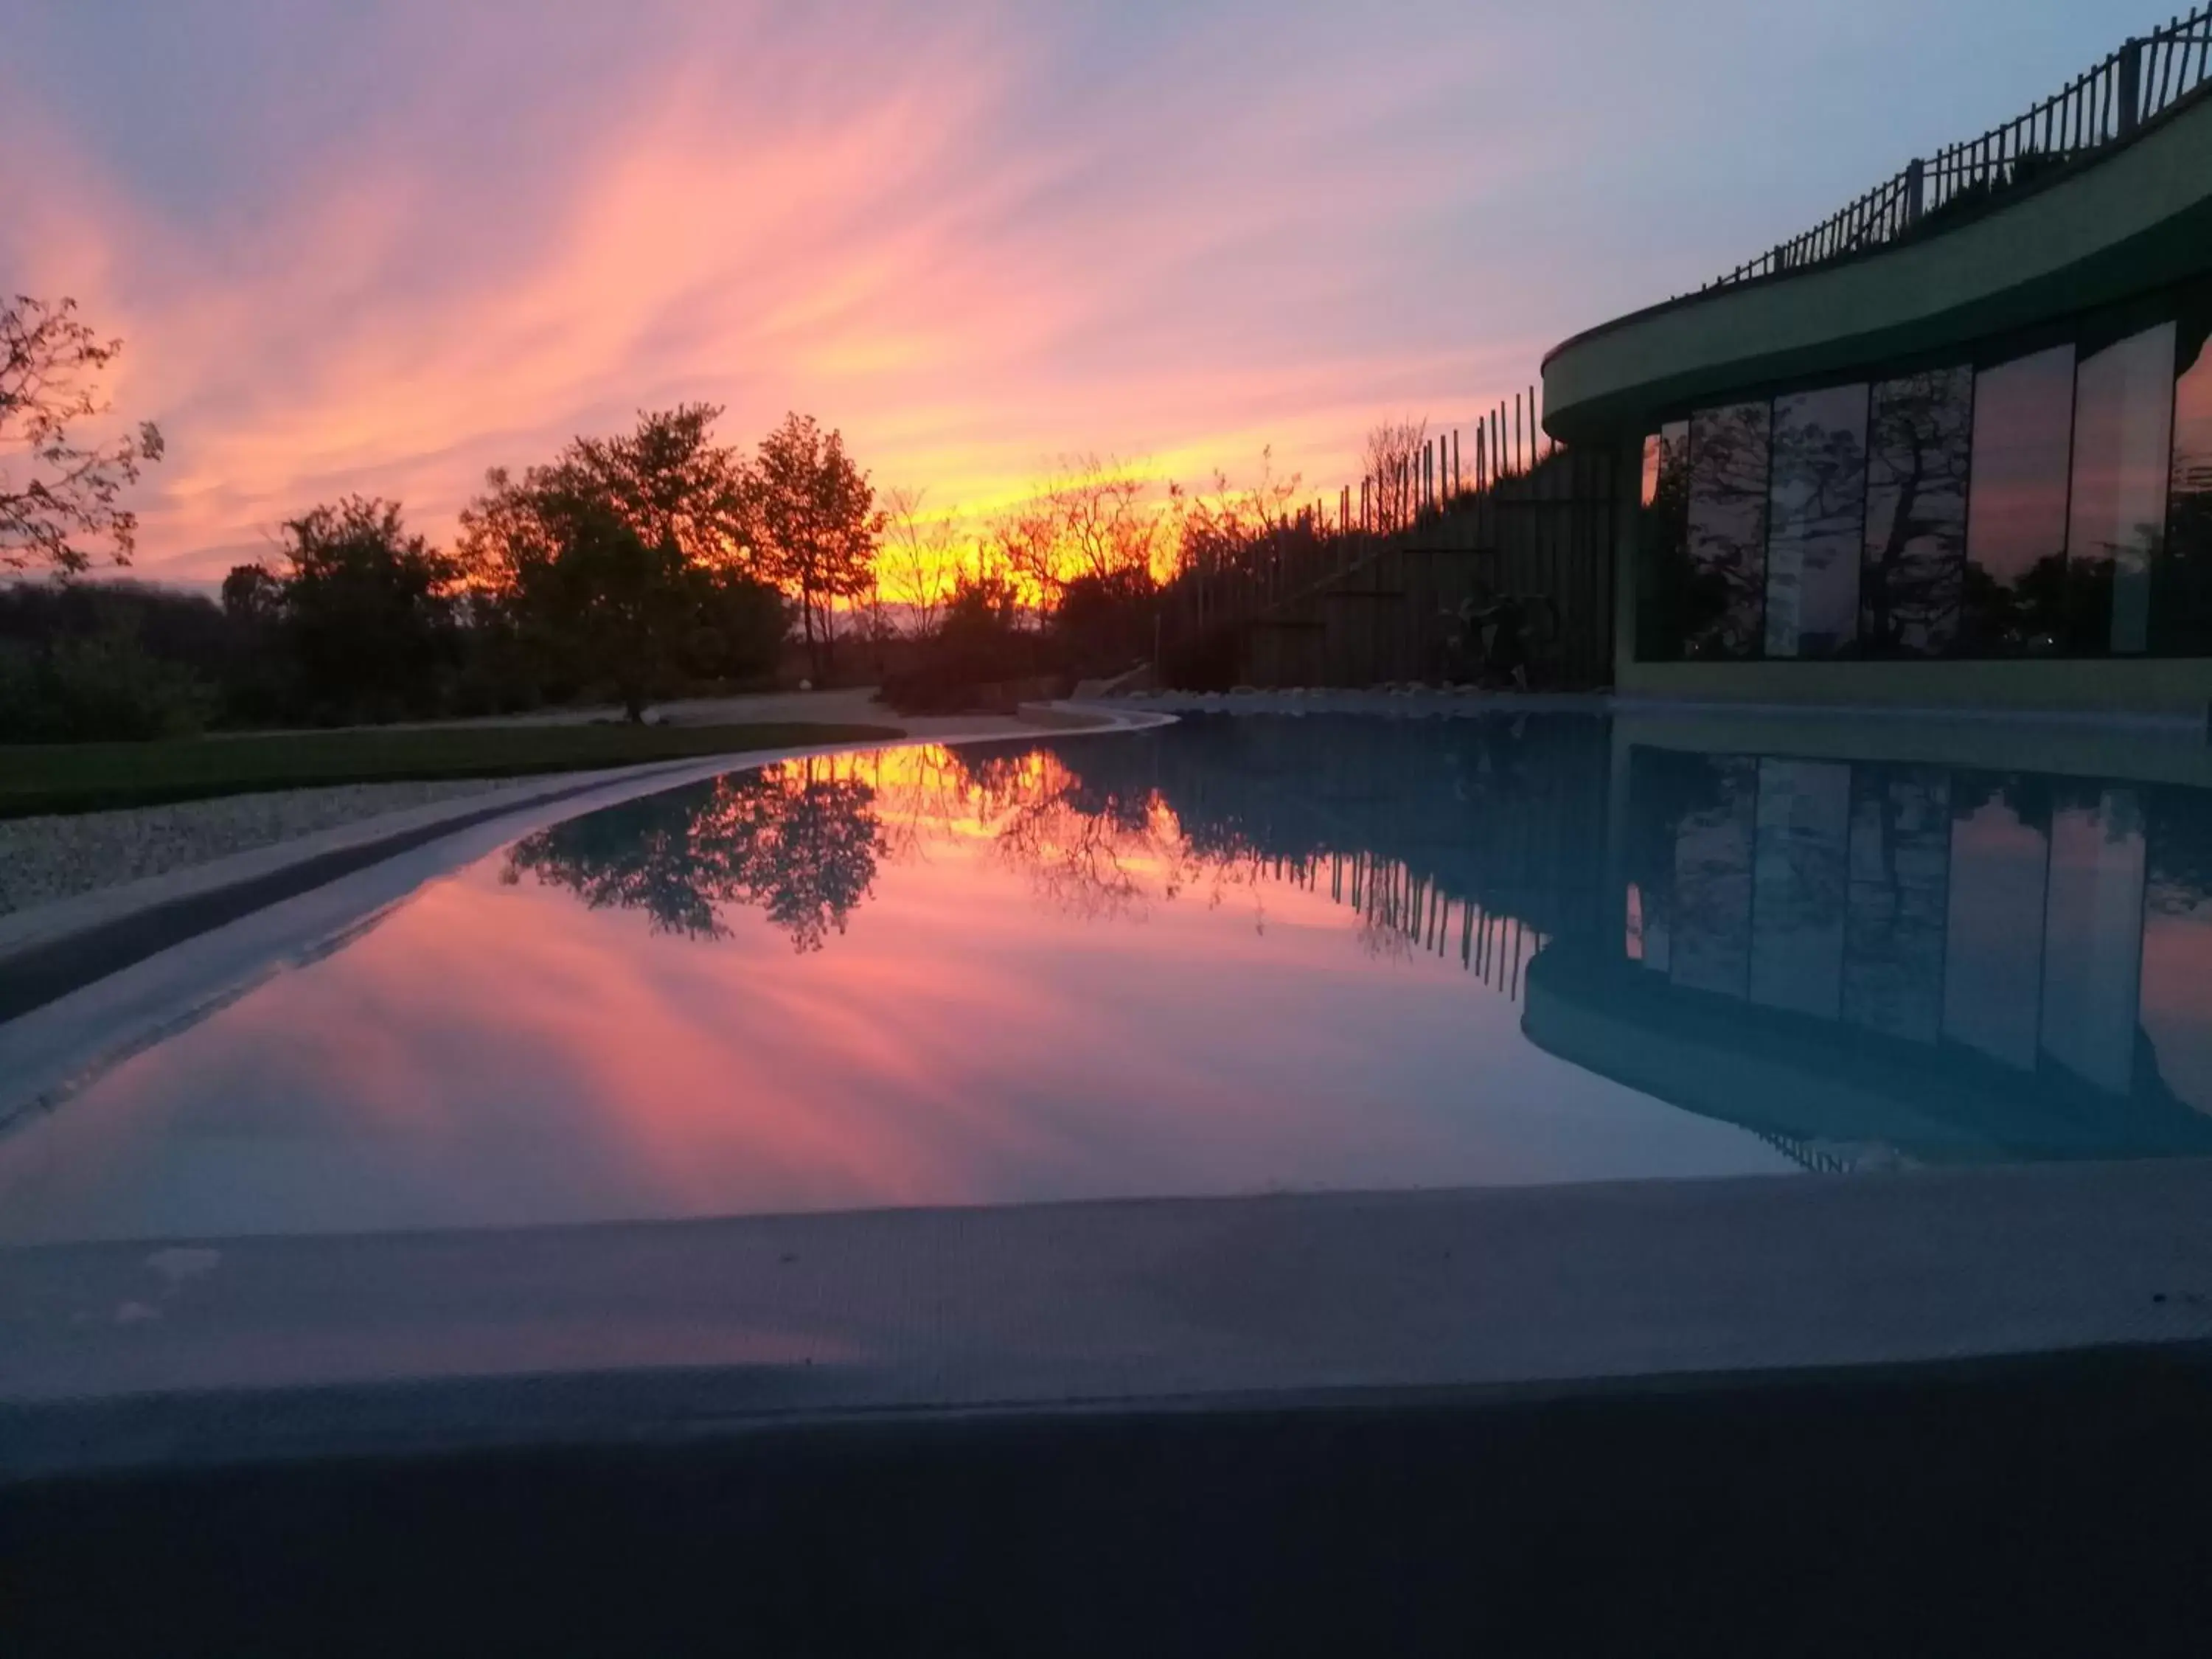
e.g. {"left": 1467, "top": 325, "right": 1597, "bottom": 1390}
{"left": 0, "top": 779, "right": 539, "bottom": 917}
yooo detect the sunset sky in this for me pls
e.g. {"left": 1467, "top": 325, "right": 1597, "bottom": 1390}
{"left": 3, "top": 0, "right": 2138, "bottom": 590}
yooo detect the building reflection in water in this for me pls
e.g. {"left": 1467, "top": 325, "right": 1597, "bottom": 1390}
{"left": 1579, "top": 743, "right": 2212, "bottom": 1169}
{"left": 505, "top": 713, "right": 2212, "bottom": 1174}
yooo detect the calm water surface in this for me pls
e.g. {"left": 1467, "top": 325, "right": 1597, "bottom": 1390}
{"left": 4, "top": 714, "right": 2211, "bottom": 1243}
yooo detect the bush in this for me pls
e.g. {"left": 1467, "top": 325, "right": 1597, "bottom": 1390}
{"left": 1053, "top": 569, "right": 1156, "bottom": 675}
{"left": 877, "top": 574, "right": 1063, "bottom": 713}
{"left": 876, "top": 623, "right": 1068, "bottom": 714}
{"left": 0, "top": 630, "right": 217, "bottom": 743}
{"left": 678, "top": 575, "right": 789, "bottom": 685}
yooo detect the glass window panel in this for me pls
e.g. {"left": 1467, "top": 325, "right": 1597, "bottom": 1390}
{"left": 2154, "top": 328, "right": 2212, "bottom": 655}
{"left": 1635, "top": 421, "right": 1693, "bottom": 660}
{"left": 1765, "top": 386, "right": 1867, "bottom": 658}
{"left": 1842, "top": 767, "right": 1951, "bottom": 1043}
{"left": 1684, "top": 403, "right": 1770, "bottom": 658}
{"left": 1964, "top": 346, "right": 2076, "bottom": 655}
{"left": 1671, "top": 756, "right": 1758, "bottom": 998}
{"left": 2068, "top": 324, "right": 2176, "bottom": 655}
{"left": 2038, "top": 789, "right": 2146, "bottom": 1096}
{"left": 1748, "top": 759, "right": 1850, "bottom": 1016}
{"left": 1941, "top": 779, "right": 2050, "bottom": 1071}
{"left": 1862, "top": 368, "right": 1972, "bottom": 656}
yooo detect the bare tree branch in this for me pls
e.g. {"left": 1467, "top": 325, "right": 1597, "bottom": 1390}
{"left": 1, "top": 295, "right": 164, "bottom": 574}
{"left": 1361, "top": 416, "right": 1427, "bottom": 532}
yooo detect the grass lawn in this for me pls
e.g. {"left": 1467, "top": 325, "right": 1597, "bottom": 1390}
{"left": 0, "top": 721, "right": 905, "bottom": 818}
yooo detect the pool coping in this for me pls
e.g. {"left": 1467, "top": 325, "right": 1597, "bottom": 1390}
{"left": 5, "top": 1155, "right": 2212, "bottom": 1481}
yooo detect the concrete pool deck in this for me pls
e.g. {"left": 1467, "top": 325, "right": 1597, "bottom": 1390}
{"left": 5, "top": 1155, "right": 2212, "bottom": 1481}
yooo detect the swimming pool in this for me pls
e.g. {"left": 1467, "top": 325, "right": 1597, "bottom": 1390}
{"left": 4, "top": 710, "right": 2210, "bottom": 1246}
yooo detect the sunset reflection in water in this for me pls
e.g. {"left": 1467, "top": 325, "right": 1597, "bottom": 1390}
{"left": 4, "top": 715, "right": 2210, "bottom": 1246}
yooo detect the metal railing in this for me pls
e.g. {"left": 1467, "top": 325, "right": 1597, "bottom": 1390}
{"left": 1708, "top": 7, "right": 2212, "bottom": 291}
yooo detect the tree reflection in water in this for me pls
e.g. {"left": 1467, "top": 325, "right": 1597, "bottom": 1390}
{"left": 503, "top": 756, "right": 882, "bottom": 951}
{"left": 503, "top": 717, "right": 1603, "bottom": 971}
{"left": 504, "top": 740, "right": 1278, "bottom": 945}
{"left": 952, "top": 743, "right": 1264, "bottom": 925}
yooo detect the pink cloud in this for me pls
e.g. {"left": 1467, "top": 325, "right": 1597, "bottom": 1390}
{"left": 1, "top": 1, "right": 1573, "bottom": 585}
{"left": 11, "top": 0, "right": 2124, "bottom": 585}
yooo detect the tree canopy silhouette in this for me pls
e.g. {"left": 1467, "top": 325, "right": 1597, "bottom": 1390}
{"left": 748, "top": 412, "right": 881, "bottom": 681}
{"left": 459, "top": 407, "right": 784, "bottom": 720}
{"left": 223, "top": 496, "right": 460, "bottom": 723}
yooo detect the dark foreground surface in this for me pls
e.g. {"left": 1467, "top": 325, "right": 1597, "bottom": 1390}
{"left": 8, "top": 1346, "right": 2212, "bottom": 1658}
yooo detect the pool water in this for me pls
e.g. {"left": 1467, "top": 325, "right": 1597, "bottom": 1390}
{"left": 4, "top": 713, "right": 2210, "bottom": 1244}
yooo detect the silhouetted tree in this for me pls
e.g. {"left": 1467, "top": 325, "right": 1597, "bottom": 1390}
{"left": 460, "top": 408, "right": 786, "bottom": 719}
{"left": 881, "top": 484, "right": 956, "bottom": 638}
{"left": 463, "top": 475, "right": 696, "bottom": 722}
{"left": 978, "top": 456, "right": 1165, "bottom": 670}
{"left": 226, "top": 495, "right": 460, "bottom": 723}
{"left": 552, "top": 402, "right": 752, "bottom": 570}
{"left": 1165, "top": 447, "right": 1303, "bottom": 578}
{"left": 748, "top": 412, "right": 882, "bottom": 681}
{"left": 991, "top": 456, "right": 1163, "bottom": 602}
{"left": 1, "top": 295, "right": 164, "bottom": 574}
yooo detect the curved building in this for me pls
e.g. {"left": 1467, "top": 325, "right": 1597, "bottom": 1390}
{"left": 1543, "top": 18, "right": 2212, "bottom": 718}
